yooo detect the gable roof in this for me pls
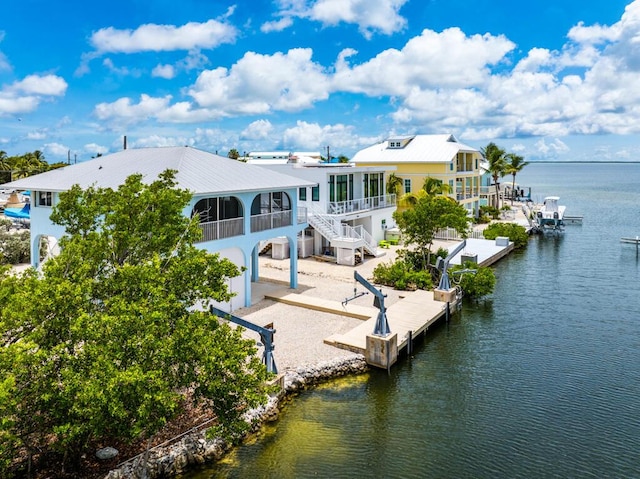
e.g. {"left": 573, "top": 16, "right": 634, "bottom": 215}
{"left": 351, "top": 134, "right": 480, "bottom": 164}
{"left": 4, "top": 146, "right": 314, "bottom": 195}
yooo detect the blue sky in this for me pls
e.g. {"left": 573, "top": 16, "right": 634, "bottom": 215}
{"left": 0, "top": 0, "right": 637, "bottom": 162}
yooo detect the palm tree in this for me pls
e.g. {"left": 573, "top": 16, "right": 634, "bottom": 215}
{"left": 0, "top": 151, "right": 10, "bottom": 183}
{"left": 399, "top": 177, "right": 453, "bottom": 207}
{"left": 398, "top": 188, "right": 426, "bottom": 208}
{"left": 504, "top": 153, "right": 529, "bottom": 205}
{"left": 386, "top": 173, "right": 403, "bottom": 197}
{"left": 481, "top": 142, "right": 506, "bottom": 209}
{"left": 422, "top": 176, "right": 452, "bottom": 196}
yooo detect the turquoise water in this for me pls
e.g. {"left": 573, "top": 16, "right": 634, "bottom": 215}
{"left": 188, "top": 163, "right": 640, "bottom": 478}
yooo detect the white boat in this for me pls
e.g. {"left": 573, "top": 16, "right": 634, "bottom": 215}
{"left": 534, "top": 196, "right": 566, "bottom": 232}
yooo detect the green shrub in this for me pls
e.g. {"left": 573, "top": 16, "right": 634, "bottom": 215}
{"left": 0, "top": 230, "right": 31, "bottom": 265}
{"left": 372, "top": 259, "right": 433, "bottom": 291}
{"left": 406, "top": 269, "right": 433, "bottom": 290}
{"left": 479, "top": 205, "right": 500, "bottom": 220}
{"left": 483, "top": 222, "right": 529, "bottom": 249}
{"left": 433, "top": 247, "right": 449, "bottom": 265}
{"left": 453, "top": 262, "right": 496, "bottom": 299}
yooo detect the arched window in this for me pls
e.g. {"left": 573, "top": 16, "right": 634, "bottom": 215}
{"left": 250, "top": 192, "right": 293, "bottom": 232}
{"left": 192, "top": 196, "right": 244, "bottom": 242}
{"left": 192, "top": 196, "right": 242, "bottom": 222}
{"left": 250, "top": 192, "right": 291, "bottom": 216}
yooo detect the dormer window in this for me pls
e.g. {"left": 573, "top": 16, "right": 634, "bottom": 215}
{"left": 387, "top": 136, "right": 414, "bottom": 149}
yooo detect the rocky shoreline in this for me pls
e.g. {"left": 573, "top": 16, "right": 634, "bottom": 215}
{"left": 104, "top": 354, "right": 368, "bottom": 478}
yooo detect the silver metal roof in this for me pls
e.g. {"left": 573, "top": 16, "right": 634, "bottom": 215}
{"left": 351, "top": 134, "right": 480, "bottom": 164}
{"left": 5, "top": 146, "right": 315, "bottom": 194}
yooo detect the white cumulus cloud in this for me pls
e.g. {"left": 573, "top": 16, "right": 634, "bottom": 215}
{"left": 241, "top": 120, "right": 274, "bottom": 140}
{"left": 0, "top": 74, "right": 67, "bottom": 116}
{"left": 188, "top": 48, "right": 330, "bottom": 114}
{"left": 89, "top": 19, "right": 237, "bottom": 54}
{"left": 333, "top": 28, "right": 515, "bottom": 96}
{"left": 44, "top": 142, "right": 71, "bottom": 157}
{"left": 267, "top": 0, "right": 408, "bottom": 38}
{"left": 11, "top": 74, "right": 68, "bottom": 96}
{"left": 282, "top": 120, "right": 365, "bottom": 152}
{"left": 152, "top": 64, "right": 176, "bottom": 79}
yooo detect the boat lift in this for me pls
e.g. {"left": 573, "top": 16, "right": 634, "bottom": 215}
{"left": 435, "top": 239, "right": 467, "bottom": 291}
{"left": 210, "top": 306, "right": 278, "bottom": 374}
{"left": 342, "top": 271, "right": 391, "bottom": 337}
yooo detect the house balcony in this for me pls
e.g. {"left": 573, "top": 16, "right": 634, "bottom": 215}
{"left": 251, "top": 210, "right": 293, "bottom": 233}
{"left": 198, "top": 217, "right": 244, "bottom": 242}
{"left": 456, "top": 189, "right": 478, "bottom": 201}
{"left": 196, "top": 207, "right": 307, "bottom": 243}
{"left": 327, "top": 194, "right": 396, "bottom": 215}
{"left": 479, "top": 186, "right": 498, "bottom": 198}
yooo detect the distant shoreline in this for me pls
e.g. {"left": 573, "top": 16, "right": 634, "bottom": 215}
{"left": 527, "top": 160, "right": 640, "bottom": 164}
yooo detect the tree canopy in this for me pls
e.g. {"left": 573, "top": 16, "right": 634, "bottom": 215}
{"left": 481, "top": 142, "right": 506, "bottom": 209}
{"left": 398, "top": 176, "right": 452, "bottom": 209}
{"left": 393, "top": 195, "right": 469, "bottom": 268}
{"left": 504, "top": 153, "right": 529, "bottom": 205}
{"left": 0, "top": 150, "right": 66, "bottom": 183}
{"left": 0, "top": 171, "right": 270, "bottom": 475}
{"left": 385, "top": 172, "right": 403, "bottom": 196}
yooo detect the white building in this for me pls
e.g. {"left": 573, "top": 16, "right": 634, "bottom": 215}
{"left": 260, "top": 161, "right": 397, "bottom": 265}
{"left": 5, "top": 146, "right": 315, "bottom": 311}
{"left": 245, "top": 151, "right": 323, "bottom": 165}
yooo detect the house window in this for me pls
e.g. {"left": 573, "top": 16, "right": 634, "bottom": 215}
{"left": 450, "top": 162, "right": 454, "bottom": 171}
{"left": 403, "top": 179, "right": 411, "bottom": 194}
{"left": 364, "top": 173, "right": 383, "bottom": 198}
{"left": 349, "top": 174, "right": 354, "bottom": 200}
{"left": 312, "top": 185, "right": 320, "bottom": 201}
{"left": 299, "top": 187, "right": 307, "bottom": 201}
{"left": 38, "top": 191, "right": 53, "bottom": 207}
{"left": 250, "top": 192, "right": 291, "bottom": 215}
{"left": 330, "top": 174, "right": 350, "bottom": 202}
{"left": 192, "top": 196, "right": 242, "bottom": 223}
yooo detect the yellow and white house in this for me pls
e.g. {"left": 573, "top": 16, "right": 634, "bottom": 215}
{"left": 351, "top": 134, "right": 482, "bottom": 216}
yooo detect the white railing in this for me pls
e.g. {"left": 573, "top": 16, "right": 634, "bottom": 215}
{"left": 456, "top": 189, "right": 477, "bottom": 200}
{"left": 434, "top": 227, "right": 485, "bottom": 241}
{"left": 328, "top": 194, "right": 396, "bottom": 215}
{"left": 251, "top": 210, "right": 293, "bottom": 232}
{"left": 297, "top": 206, "right": 308, "bottom": 224}
{"left": 197, "top": 217, "right": 244, "bottom": 242}
{"left": 308, "top": 203, "right": 378, "bottom": 254}
{"left": 308, "top": 203, "right": 342, "bottom": 239}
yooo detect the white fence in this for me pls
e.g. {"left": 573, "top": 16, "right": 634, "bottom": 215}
{"left": 434, "top": 227, "right": 485, "bottom": 241}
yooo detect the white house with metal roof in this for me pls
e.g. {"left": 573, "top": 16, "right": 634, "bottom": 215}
{"left": 351, "top": 134, "right": 482, "bottom": 216}
{"left": 5, "top": 146, "right": 314, "bottom": 311}
{"left": 258, "top": 161, "right": 397, "bottom": 265}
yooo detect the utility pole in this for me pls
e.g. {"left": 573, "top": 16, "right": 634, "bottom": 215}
{"left": 326, "top": 145, "right": 330, "bottom": 162}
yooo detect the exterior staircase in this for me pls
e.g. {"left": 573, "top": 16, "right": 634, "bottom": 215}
{"left": 307, "top": 203, "right": 379, "bottom": 257}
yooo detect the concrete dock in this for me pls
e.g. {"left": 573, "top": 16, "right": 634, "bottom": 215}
{"left": 261, "top": 236, "right": 513, "bottom": 363}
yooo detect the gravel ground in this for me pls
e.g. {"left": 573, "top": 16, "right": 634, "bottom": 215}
{"left": 229, "top": 246, "right": 410, "bottom": 372}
